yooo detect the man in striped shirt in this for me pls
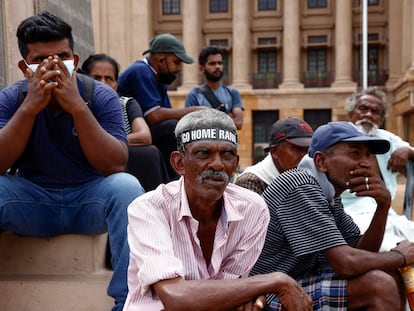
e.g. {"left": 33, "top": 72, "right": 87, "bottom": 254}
{"left": 251, "top": 121, "right": 414, "bottom": 310}
{"left": 123, "top": 109, "right": 312, "bottom": 311}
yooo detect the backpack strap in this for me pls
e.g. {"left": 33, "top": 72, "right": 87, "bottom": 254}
{"left": 10, "top": 73, "right": 95, "bottom": 175}
{"left": 197, "top": 84, "right": 222, "bottom": 109}
{"left": 77, "top": 73, "right": 95, "bottom": 113}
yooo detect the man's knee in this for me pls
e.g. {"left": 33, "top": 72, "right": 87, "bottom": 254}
{"left": 348, "top": 269, "right": 401, "bottom": 309}
{"left": 105, "top": 172, "right": 144, "bottom": 197}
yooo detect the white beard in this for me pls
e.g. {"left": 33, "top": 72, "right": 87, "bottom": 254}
{"left": 355, "top": 119, "right": 379, "bottom": 136}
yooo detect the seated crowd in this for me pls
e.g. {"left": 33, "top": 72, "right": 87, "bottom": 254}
{"left": 2, "top": 10, "right": 414, "bottom": 311}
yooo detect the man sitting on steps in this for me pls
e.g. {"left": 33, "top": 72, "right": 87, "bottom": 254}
{"left": 0, "top": 11, "right": 144, "bottom": 311}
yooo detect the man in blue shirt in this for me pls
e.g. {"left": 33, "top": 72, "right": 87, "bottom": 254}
{"left": 185, "top": 45, "right": 244, "bottom": 130}
{"left": 118, "top": 33, "right": 206, "bottom": 180}
{"left": 0, "top": 11, "right": 144, "bottom": 311}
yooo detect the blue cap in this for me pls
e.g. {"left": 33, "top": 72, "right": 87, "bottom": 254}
{"left": 308, "top": 121, "right": 390, "bottom": 157}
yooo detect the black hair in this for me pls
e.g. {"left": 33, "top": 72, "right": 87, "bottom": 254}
{"left": 81, "top": 54, "right": 120, "bottom": 81}
{"left": 198, "top": 45, "right": 223, "bottom": 66}
{"left": 16, "top": 11, "right": 74, "bottom": 59}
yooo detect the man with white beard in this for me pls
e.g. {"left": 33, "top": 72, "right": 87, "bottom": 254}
{"left": 342, "top": 86, "right": 414, "bottom": 251}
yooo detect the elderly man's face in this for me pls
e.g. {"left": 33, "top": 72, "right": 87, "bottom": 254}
{"left": 317, "top": 142, "right": 373, "bottom": 196}
{"left": 350, "top": 94, "right": 384, "bottom": 136}
{"left": 270, "top": 140, "right": 309, "bottom": 173}
{"left": 181, "top": 140, "right": 239, "bottom": 200}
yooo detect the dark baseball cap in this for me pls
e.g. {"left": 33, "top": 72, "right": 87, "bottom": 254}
{"left": 264, "top": 117, "right": 313, "bottom": 152}
{"left": 142, "top": 33, "right": 194, "bottom": 64}
{"left": 308, "top": 121, "right": 390, "bottom": 157}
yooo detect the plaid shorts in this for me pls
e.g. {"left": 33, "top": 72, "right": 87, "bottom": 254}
{"left": 265, "top": 265, "right": 347, "bottom": 311}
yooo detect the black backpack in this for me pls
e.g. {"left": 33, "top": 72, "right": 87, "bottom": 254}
{"left": 9, "top": 73, "right": 95, "bottom": 174}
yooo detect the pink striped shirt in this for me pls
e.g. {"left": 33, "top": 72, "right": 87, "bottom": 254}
{"left": 123, "top": 177, "right": 270, "bottom": 311}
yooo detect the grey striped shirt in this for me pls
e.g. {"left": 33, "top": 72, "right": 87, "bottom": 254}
{"left": 250, "top": 168, "right": 360, "bottom": 280}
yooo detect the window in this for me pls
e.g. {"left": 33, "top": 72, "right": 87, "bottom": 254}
{"left": 210, "top": 39, "right": 229, "bottom": 48}
{"left": 308, "top": 0, "right": 327, "bottom": 8}
{"left": 258, "top": 51, "right": 277, "bottom": 73}
{"left": 359, "top": 46, "right": 379, "bottom": 72}
{"left": 358, "top": 0, "right": 379, "bottom": 5}
{"left": 258, "top": 0, "right": 277, "bottom": 10}
{"left": 162, "top": 0, "right": 180, "bottom": 15}
{"left": 304, "top": 109, "right": 331, "bottom": 130}
{"left": 252, "top": 111, "right": 279, "bottom": 164}
{"left": 210, "top": 0, "right": 228, "bottom": 13}
{"left": 307, "top": 49, "right": 327, "bottom": 72}
{"left": 258, "top": 37, "right": 277, "bottom": 45}
{"left": 307, "top": 35, "right": 328, "bottom": 44}
{"left": 368, "top": 47, "right": 379, "bottom": 72}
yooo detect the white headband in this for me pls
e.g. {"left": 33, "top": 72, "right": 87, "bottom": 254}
{"left": 178, "top": 128, "right": 238, "bottom": 147}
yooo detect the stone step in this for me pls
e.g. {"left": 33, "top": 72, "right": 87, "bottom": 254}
{"left": 0, "top": 232, "right": 108, "bottom": 275}
{"left": 0, "top": 232, "right": 114, "bottom": 310}
{"left": 0, "top": 273, "right": 113, "bottom": 311}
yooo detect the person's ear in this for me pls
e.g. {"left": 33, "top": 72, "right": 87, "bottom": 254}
{"left": 314, "top": 152, "right": 328, "bottom": 173}
{"left": 199, "top": 65, "right": 205, "bottom": 73}
{"left": 170, "top": 151, "right": 185, "bottom": 176}
{"left": 18, "top": 60, "right": 30, "bottom": 78}
{"left": 73, "top": 54, "right": 79, "bottom": 70}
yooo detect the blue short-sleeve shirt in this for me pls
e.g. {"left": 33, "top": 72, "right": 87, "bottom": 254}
{"left": 0, "top": 77, "right": 127, "bottom": 187}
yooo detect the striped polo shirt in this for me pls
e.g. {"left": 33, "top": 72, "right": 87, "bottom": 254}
{"left": 250, "top": 168, "right": 360, "bottom": 280}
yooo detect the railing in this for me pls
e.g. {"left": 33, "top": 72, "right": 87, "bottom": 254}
{"left": 251, "top": 72, "right": 282, "bottom": 89}
{"left": 301, "top": 71, "right": 333, "bottom": 88}
{"left": 353, "top": 69, "right": 388, "bottom": 86}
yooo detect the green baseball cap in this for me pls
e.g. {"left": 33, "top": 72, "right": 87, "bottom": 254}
{"left": 143, "top": 33, "right": 194, "bottom": 64}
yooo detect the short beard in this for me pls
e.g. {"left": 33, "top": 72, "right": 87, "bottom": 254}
{"left": 355, "top": 119, "right": 379, "bottom": 136}
{"left": 204, "top": 70, "right": 223, "bottom": 82}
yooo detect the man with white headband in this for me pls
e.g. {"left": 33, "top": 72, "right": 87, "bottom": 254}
{"left": 0, "top": 11, "right": 144, "bottom": 310}
{"left": 342, "top": 87, "right": 414, "bottom": 251}
{"left": 124, "top": 109, "right": 312, "bottom": 311}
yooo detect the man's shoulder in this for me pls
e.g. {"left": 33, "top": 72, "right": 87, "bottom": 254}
{"left": 0, "top": 80, "right": 27, "bottom": 109}
{"left": 266, "top": 168, "right": 317, "bottom": 197}
{"left": 220, "top": 85, "right": 240, "bottom": 97}
{"left": 226, "top": 182, "right": 266, "bottom": 206}
{"left": 235, "top": 171, "right": 265, "bottom": 187}
{"left": 0, "top": 81, "right": 21, "bottom": 97}
{"left": 127, "top": 60, "right": 149, "bottom": 72}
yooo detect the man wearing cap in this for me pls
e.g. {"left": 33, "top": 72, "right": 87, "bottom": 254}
{"left": 235, "top": 117, "right": 313, "bottom": 195}
{"left": 123, "top": 109, "right": 313, "bottom": 311}
{"left": 250, "top": 121, "right": 414, "bottom": 310}
{"left": 118, "top": 33, "right": 206, "bottom": 180}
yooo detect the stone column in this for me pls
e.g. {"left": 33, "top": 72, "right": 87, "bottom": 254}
{"left": 91, "top": 0, "right": 152, "bottom": 71}
{"left": 332, "top": 0, "right": 356, "bottom": 88}
{"left": 402, "top": 0, "right": 414, "bottom": 74}
{"left": 386, "top": 0, "right": 402, "bottom": 87}
{"left": 129, "top": 0, "right": 153, "bottom": 65}
{"left": 231, "top": 0, "right": 252, "bottom": 89}
{"left": 408, "top": 0, "right": 414, "bottom": 75}
{"left": 279, "top": 0, "right": 303, "bottom": 89}
{"left": 3, "top": 0, "right": 34, "bottom": 84}
{"left": 179, "top": 0, "right": 201, "bottom": 90}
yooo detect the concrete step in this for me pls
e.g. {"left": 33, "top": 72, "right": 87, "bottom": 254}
{"left": 0, "top": 232, "right": 108, "bottom": 275}
{"left": 0, "top": 232, "right": 114, "bottom": 310}
{"left": 0, "top": 273, "right": 113, "bottom": 311}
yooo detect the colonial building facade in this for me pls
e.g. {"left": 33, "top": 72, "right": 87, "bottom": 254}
{"left": 3, "top": 0, "right": 414, "bottom": 168}
{"left": 91, "top": 0, "right": 414, "bottom": 168}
